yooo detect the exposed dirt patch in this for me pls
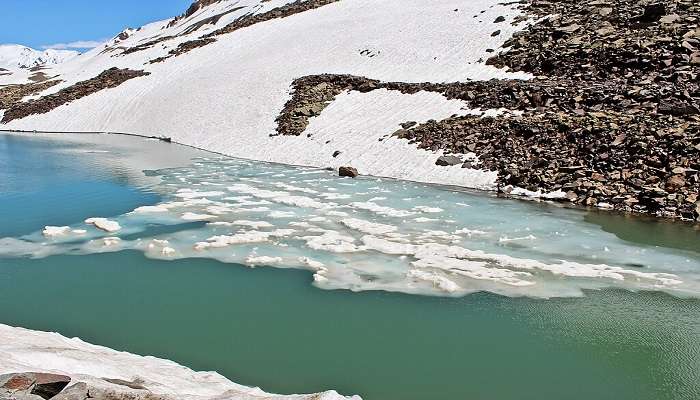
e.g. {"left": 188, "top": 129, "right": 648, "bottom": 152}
{"left": 28, "top": 71, "right": 52, "bottom": 83}
{"left": 1, "top": 68, "right": 149, "bottom": 123}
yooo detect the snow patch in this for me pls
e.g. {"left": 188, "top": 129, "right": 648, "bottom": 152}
{"left": 84, "top": 218, "right": 121, "bottom": 232}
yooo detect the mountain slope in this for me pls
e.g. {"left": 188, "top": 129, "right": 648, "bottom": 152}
{"left": 0, "top": 0, "right": 523, "bottom": 190}
{"left": 1, "top": 0, "right": 697, "bottom": 221}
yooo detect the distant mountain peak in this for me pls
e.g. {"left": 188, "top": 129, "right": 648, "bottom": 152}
{"left": 167, "top": 0, "right": 224, "bottom": 27}
{"left": 0, "top": 44, "right": 79, "bottom": 70}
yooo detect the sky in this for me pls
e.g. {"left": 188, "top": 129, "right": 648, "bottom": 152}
{"left": 0, "top": 0, "right": 192, "bottom": 50}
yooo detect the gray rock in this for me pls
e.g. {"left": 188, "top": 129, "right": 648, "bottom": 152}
{"left": 102, "top": 379, "right": 146, "bottom": 390}
{"left": 666, "top": 175, "right": 686, "bottom": 192}
{"left": 435, "top": 155, "right": 462, "bottom": 166}
{"left": 0, "top": 390, "right": 44, "bottom": 400}
{"left": 51, "top": 383, "right": 88, "bottom": 400}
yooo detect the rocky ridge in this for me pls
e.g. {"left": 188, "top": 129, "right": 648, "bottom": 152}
{"left": 0, "top": 80, "right": 60, "bottom": 111}
{"left": 1, "top": 68, "right": 149, "bottom": 123}
{"left": 275, "top": 0, "right": 700, "bottom": 222}
{"left": 123, "top": 0, "right": 340, "bottom": 63}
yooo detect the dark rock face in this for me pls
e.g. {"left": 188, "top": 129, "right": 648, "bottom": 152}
{"left": 636, "top": 3, "right": 666, "bottom": 23}
{"left": 339, "top": 166, "right": 359, "bottom": 178}
{"left": 1, "top": 68, "right": 150, "bottom": 124}
{"left": 30, "top": 375, "right": 71, "bottom": 400}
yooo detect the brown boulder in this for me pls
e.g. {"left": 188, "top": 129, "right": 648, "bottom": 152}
{"left": 338, "top": 166, "right": 359, "bottom": 178}
{"left": 2, "top": 374, "right": 34, "bottom": 391}
{"left": 665, "top": 175, "right": 686, "bottom": 192}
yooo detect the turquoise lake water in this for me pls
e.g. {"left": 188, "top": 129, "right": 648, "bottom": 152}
{"left": 0, "top": 133, "right": 699, "bottom": 400}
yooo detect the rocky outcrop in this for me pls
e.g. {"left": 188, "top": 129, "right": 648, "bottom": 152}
{"left": 487, "top": 0, "right": 698, "bottom": 97}
{"left": 403, "top": 112, "right": 699, "bottom": 221}
{"left": 0, "top": 373, "right": 166, "bottom": 400}
{"left": 1, "top": 68, "right": 149, "bottom": 123}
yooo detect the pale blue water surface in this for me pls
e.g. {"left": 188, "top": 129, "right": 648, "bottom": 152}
{"left": 0, "top": 132, "right": 699, "bottom": 400}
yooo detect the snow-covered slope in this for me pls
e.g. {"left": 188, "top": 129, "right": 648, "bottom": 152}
{"left": 0, "top": 44, "right": 79, "bottom": 70}
{"left": 0, "top": 323, "right": 358, "bottom": 400}
{"left": 1, "top": 0, "right": 528, "bottom": 189}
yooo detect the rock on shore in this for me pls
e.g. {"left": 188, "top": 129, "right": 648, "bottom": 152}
{"left": 0, "top": 324, "right": 360, "bottom": 400}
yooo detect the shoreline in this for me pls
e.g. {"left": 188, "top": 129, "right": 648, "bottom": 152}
{"left": 2, "top": 128, "right": 697, "bottom": 227}
{"left": 0, "top": 323, "right": 359, "bottom": 400}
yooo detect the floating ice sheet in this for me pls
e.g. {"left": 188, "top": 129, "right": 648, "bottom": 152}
{"left": 3, "top": 157, "right": 700, "bottom": 299}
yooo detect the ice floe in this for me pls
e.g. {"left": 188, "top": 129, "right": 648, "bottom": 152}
{"left": 42, "top": 226, "right": 86, "bottom": 237}
{"left": 2, "top": 157, "right": 699, "bottom": 299}
{"left": 84, "top": 218, "right": 121, "bottom": 233}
